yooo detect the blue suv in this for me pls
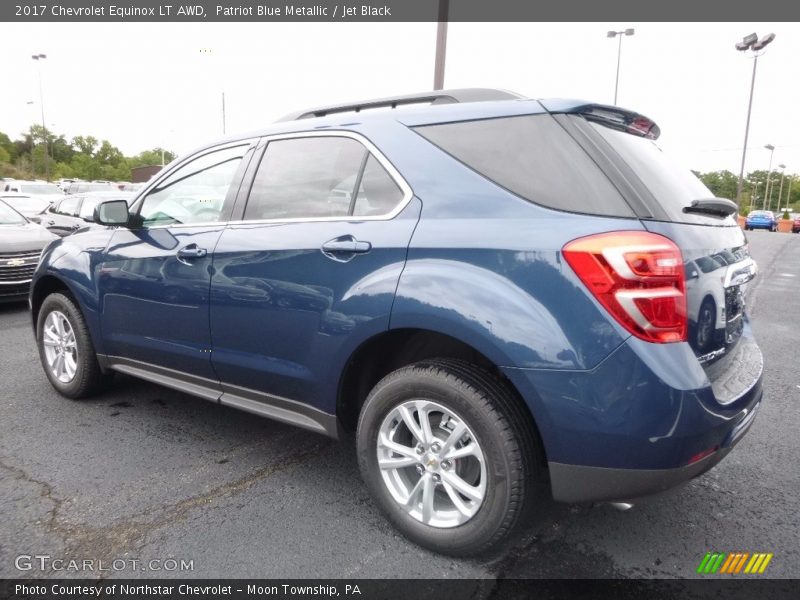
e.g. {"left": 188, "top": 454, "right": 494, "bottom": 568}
{"left": 31, "top": 89, "right": 762, "bottom": 555}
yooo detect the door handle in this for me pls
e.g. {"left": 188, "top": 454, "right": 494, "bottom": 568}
{"left": 177, "top": 245, "right": 208, "bottom": 259}
{"left": 321, "top": 236, "right": 372, "bottom": 262}
{"left": 71, "top": 223, "right": 81, "bottom": 229}
{"left": 47, "top": 220, "right": 55, "bottom": 226}
{"left": 321, "top": 238, "right": 372, "bottom": 254}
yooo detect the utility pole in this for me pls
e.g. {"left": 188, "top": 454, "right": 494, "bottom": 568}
{"left": 31, "top": 53, "right": 50, "bottom": 181}
{"left": 433, "top": 0, "right": 449, "bottom": 90}
{"left": 222, "top": 92, "right": 227, "bottom": 135}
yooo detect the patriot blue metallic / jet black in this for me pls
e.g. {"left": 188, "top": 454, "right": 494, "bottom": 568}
{"left": 30, "top": 89, "right": 763, "bottom": 555}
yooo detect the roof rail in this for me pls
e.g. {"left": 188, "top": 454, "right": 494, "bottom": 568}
{"left": 277, "top": 88, "right": 526, "bottom": 122}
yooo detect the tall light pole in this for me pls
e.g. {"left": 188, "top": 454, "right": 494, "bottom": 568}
{"left": 607, "top": 28, "right": 634, "bottom": 105}
{"left": 776, "top": 164, "right": 786, "bottom": 212}
{"left": 734, "top": 32, "right": 776, "bottom": 205}
{"left": 31, "top": 53, "right": 50, "bottom": 182}
{"left": 763, "top": 143, "right": 775, "bottom": 210}
{"left": 750, "top": 180, "right": 761, "bottom": 212}
{"left": 433, "top": 0, "right": 449, "bottom": 90}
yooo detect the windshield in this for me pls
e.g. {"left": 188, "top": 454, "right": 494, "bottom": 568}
{"left": 0, "top": 201, "right": 27, "bottom": 225}
{"left": 748, "top": 211, "right": 772, "bottom": 218}
{"left": 1, "top": 196, "right": 49, "bottom": 213}
{"left": 588, "top": 120, "right": 735, "bottom": 225}
{"left": 22, "top": 184, "right": 60, "bottom": 195}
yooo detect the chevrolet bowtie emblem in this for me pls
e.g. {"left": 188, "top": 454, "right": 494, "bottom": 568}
{"left": 5, "top": 259, "right": 25, "bottom": 267}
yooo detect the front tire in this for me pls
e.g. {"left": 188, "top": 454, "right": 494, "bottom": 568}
{"left": 36, "top": 292, "right": 107, "bottom": 399}
{"left": 357, "top": 359, "right": 540, "bottom": 556}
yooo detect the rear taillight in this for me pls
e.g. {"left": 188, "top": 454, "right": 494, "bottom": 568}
{"left": 562, "top": 231, "right": 687, "bottom": 343}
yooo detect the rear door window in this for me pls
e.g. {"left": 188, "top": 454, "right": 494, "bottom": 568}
{"left": 56, "top": 196, "right": 80, "bottom": 216}
{"left": 414, "top": 114, "right": 633, "bottom": 217}
{"left": 244, "top": 136, "right": 406, "bottom": 221}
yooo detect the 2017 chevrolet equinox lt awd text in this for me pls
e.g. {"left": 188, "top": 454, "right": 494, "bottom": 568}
{"left": 30, "top": 89, "right": 762, "bottom": 555}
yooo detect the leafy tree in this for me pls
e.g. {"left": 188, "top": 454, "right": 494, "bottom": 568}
{"left": 72, "top": 135, "right": 99, "bottom": 155}
{"left": 0, "top": 131, "right": 15, "bottom": 161}
{"left": 50, "top": 135, "right": 75, "bottom": 164}
{"left": 130, "top": 148, "right": 176, "bottom": 167}
{"left": 698, "top": 170, "right": 738, "bottom": 201}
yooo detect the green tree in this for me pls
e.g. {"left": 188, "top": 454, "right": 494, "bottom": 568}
{"left": 50, "top": 135, "right": 74, "bottom": 163}
{"left": 698, "top": 170, "right": 738, "bottom": 201}
{"left": 72, "top": 135, "right": 98, "bottom": 155}
{"left": 130, "top": 147, "right": 176, "bottom": 167}
{"left": 95, "top": 140, "right": 124, "bottom": 166}
{"left": 0, "top": 131, "right": 15, "bottom": 162}
{"left": 7, "top": 124, "right": 172, "bottom": 182}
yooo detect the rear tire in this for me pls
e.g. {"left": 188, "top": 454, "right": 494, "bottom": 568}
{"left": 36, "top": 292, "right": 108, "bottom": 399}
{"left": 356, "top": 359, "right": 541, "bottom": 556}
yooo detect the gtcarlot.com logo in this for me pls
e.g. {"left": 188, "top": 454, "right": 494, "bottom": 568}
{"left": 697, "top": 552, "right": 774, "bottom": 574}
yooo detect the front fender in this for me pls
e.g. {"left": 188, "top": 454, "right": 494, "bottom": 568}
{"left": 31, "top": 228, "right": 116, "bottom": 355}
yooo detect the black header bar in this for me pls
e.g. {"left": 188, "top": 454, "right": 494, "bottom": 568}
{"left": 2, "top": 0, "right": 799, "bottom": 22}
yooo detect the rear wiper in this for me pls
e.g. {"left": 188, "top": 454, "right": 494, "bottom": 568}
{"left": 682, "top": 198, "right": 738, "bottom": 217}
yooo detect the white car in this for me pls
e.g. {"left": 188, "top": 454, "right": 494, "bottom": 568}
{"left": 2, "top": 180, "right": 63, "bottom": 205}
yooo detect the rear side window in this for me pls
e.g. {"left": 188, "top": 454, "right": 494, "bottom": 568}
{"left": 56, "top": 196, "right": 81, "bottom": 216}
{"left": 353, "top": 155, "right": 404, "bottom": 217}
{"left": 414, "top": 114, "right": 633, "bottom": 217}
{"left": 587, "top": 120, "right": 727, "bottom": 225}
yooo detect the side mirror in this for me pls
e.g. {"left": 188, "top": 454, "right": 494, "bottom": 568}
{"left": 94, "top": 200, "right": 129, "bottom": 226}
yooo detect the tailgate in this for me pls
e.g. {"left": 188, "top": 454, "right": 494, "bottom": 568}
{"left": 643, "top": 220, "right": 761, "bottom": 404}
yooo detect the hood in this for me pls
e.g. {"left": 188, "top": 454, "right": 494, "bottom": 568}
{"left": 0, "top": 222, "right": 58, "bottom": 253}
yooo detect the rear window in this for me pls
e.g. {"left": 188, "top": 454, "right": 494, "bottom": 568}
{"left": 588, "top": 120, "right": 733, "bottom": 225}
{"left": 414, "top": 114, "right": 633, "bottom": 217}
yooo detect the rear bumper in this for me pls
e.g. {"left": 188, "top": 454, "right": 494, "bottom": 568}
{"left": 549, "top": 397, "right": 761, "bottom": 503}
{"left": 502, "top": 328, "right": 763, "bottom": 504}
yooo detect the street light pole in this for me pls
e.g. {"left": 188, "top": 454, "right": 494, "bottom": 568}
{"left": 734, "top": 32, "right": 775, "bottom": 205}
{"left": 31, "top": 53, "right": 50, "bottom": 182}
{"left": 776, "top": 164, "right": 786, "bottom": 212}
{"left": 763, "top": 144, "right": 775, "bottom": 210}
{"left": 750, "top": 181, "right": 761, "bottom": 212}
{"left": 607, "top": 28, "right": 634, "bottom": 105}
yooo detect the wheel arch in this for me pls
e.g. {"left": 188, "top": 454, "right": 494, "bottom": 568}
{"left": 30, "top": 274, "right": 76, "bottom": 330}
{"left": 336, "top": 327, "right": 549, "bottom": 468}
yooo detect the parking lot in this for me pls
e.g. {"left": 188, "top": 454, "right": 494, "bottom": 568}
{"left": 0, "top": 231, "right": 798, "bottom": 580}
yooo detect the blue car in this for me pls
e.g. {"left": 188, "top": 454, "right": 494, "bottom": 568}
{"left": 745, "top": 210, "right": 777, "bottom": 231}
{"left": 30, "top": 89, "right": 762, "bottom": 555}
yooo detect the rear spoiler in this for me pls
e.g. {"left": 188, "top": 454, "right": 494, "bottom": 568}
{"left": 551, "top": 103, "right": 661, "bottom": 140}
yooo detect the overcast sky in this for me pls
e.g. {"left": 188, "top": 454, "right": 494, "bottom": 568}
{"left": 0, "top": 22, "right": 797, "bottom": 176}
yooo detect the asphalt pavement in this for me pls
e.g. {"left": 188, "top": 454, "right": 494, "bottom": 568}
{"left": 0, "top": 230, "right": 797, "bottom": 580}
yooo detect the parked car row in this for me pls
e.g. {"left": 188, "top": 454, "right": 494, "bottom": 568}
{"left": 0, "top": 200, "right": 57, "bottom": 302}
{"left": 38, "top": 191, "right": 135, "bottom": 237}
